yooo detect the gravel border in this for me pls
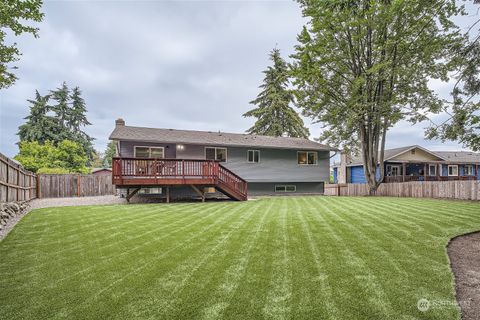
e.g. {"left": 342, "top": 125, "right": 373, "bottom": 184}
{"left": 447, "top": 231, "right": 480, "bottom": 320}
{"left": 0, "top": 196, "right": 126, "bottom": 241}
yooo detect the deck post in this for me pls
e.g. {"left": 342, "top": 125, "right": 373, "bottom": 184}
{"left": 190, "top": 185, "right": 205, "bottom": 202}
{"left": 402, "top": 163, "right": 406, "bottom": 182}
{"left": 166, "top": 186, "right": 170, "bottom": 203}
{"left": 423, "top": 163, "right": 427, "bottom": 182}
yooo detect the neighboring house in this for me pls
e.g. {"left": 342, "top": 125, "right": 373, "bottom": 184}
{"left": 109, "top": 119, "right": 336, "bottom": 201}
{"left": 333, "top": 145, "right": 480, "bottom": 184}
{"left": 91, "top": 168, "right": 112, "bottom": 175}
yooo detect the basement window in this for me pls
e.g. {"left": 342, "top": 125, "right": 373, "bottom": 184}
{"left": 275, "top": 185, "right": 296, "bottom": 193}
{"left": 138, "top": 188, "right": 162, "bottom": 194}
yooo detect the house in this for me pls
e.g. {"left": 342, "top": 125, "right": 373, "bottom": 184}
{"left": 109, "top": 119, "right": 336, "bottom": 201}
{"left": 333, "top": 145, "right": 480, "bottom": 184}
{"left": 91, "top": 168, "right": 112, "bottom": 175}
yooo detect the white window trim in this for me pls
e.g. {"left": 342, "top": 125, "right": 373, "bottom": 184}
{"left": 448, "top": 165, "right": 458, "bottom": 176}
{"left": 464, "top": 165, "right": 474, "bottom": 176}
{"left": 386, "top": 165, "right": 401, "bottom": 176}
{"left": 247, "top": 150, "right": 260, "bottom": 163}
{"left": 428, "top": 164, "right": 437, "bottom": 176}
{"left": 204, "top": 147, "right": 228, "bottom": 163}
{"left": 274, "top": 185, "right": 296, "bottom": 193}
{"left": 134, "top": 146, "right": 165, "bottom": 158}
{"left": 297, "top": 151, "right": 318, "bottom": 165}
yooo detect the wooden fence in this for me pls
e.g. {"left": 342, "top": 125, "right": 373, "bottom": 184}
{"left": 325, "top": 181, "right": 480, "bottom": 201}
{"left": 38, "top": 174, "right": 114, "bottom": 198}
{"left": 0, "top": 153, "right": 37, "bottom": 202}
{"left": 1, "top": 152, "right": 115, "bottom": 201}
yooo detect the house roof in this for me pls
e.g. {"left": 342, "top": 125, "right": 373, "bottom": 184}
{"left": 338, "top": 145, "right": 479, "bottom": 166}
{"left": 109, "top": 122, "right": 337, "bottom": 151}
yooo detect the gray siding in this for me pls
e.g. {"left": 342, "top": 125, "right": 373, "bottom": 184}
{"left": 248, "top": 182, "right": 324, "bottom": 195}
{"left": 117, "top": 140, "right": 330, "bottom": 183}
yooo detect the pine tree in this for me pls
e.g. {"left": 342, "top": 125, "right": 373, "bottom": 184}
{"left": 243, "top": 48, "right": 309, "bottom": 139}
{"left": 18, "top": 91, "right": 59, "bottom": 144}
{"left": 17, "top": 82, "right": 95, "bottom": 162}
{"left": 49, "top": 82, "right": 71, "bottom": 140}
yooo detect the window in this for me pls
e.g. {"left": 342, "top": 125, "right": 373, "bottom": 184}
{"left": 428, "top": 164, "right": 437, "bottom": 176}
{"left": 298, "top": 151, "right": 317, "bottom": 165}
{"left": 275, "top": 185, "right": 296, "bottom": 192}
{"left": 411, "top": 149, "right": 416, "bottom": 155}
{"left": 448, "top": 165, "right": 458, "bottom": 176}
{"left": 464, "top": 165, "right": 474, "bottom": 176}
{"left": 247, "top": 150, "right": 260, "bottom": 163}
{"left": 386, "top": 165, "right": 401, "bottom": 176}
{"left": 134, "top": 146, "right": 164, "bottom": 158}
{"left": 138, "top": 188, "right": 162, "bottom": 194}
{"left": 205, "top": 147, "right": 227, "bottom": 162}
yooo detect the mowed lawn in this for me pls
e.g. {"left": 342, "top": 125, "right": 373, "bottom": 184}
{"left": 1, "top": 197, "right": 480, "bottom": 320}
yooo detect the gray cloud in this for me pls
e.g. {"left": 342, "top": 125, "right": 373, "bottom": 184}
{"left": 0, "top": 1, "right": 476, "bottom": 158}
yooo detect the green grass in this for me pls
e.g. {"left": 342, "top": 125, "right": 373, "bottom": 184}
{"left": 1, "top": 197, "right": 479, "bottom": 320}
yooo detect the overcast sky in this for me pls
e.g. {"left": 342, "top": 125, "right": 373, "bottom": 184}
{"left": 0, "top": 1, "right": 478, "bottom": 158}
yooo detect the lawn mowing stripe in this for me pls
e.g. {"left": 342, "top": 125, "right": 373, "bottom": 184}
{"left": 314, "top": 197, "right": 472, "bottom": 319}
{"left": 6, "top": 202, "right": 243, "bottom": 320}
{"left": 261, "top": 198, "right": 292, "bottom": 320}
{"left": 300, "top": 197, "right": 396, "bottom": 319}
{"left": 0, "top": 201, "right": 239, "bottom": 314}
{"left": 50, "top": 201, "right": 258, "bottom": 320}
{"left": 87, "top": 201, "right": 262, "bottom": 319}
{"left": 156, "top": 199, "right": 273, "bottom": 320}
{"left": 293, "top": 197, "right": 339, "bottom": 319}
{"left": 4, "top": 203, "right": 199, "bottom": 247}
{"left": 357, "top": 198, "right": 479, "bottom": 233}
{"left": 111, "top": 201, "right": 266, "bottom": 319}
{"left": 317, "top": 197, "right": 409, "bottom": 277}
{"left": 190, "top": 199, "right": 274, "bottom": 320}
{"left": 0, "top": 203, "right": 232, "bottom": 279}
{"left": 41, "top": 202, "right": 239, "bottom": 286}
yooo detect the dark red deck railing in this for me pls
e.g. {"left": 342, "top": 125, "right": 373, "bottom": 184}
{"left": 112, "top": 157, "right": 247, "bottom": 199}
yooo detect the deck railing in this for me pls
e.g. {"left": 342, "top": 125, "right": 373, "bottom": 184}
{"left": 112, "top": 157, "right": 247, "bottom": 199}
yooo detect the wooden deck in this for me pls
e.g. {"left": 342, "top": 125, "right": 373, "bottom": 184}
{"left": 112, "top": 158, "right": 248, "bottom": 201}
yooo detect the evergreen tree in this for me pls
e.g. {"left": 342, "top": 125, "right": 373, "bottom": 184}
{"left": 103, "top": 141, "right": 117, "bottom": 167}
{"left": 17, "top": 83, "right": 95, "bottom": 162}
{"left": 243, "top": 48, "right": 309, "bottom": 139}
{"left": 49, "top": 82, "right": 71, "bottom": 139}
{"left": 18, "top": 91, "right": 59, "bottom": 143}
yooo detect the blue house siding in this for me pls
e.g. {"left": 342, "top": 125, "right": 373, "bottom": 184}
{"left": 333, "top": 167, "right": 338, "bottom": 183}
{"left": 350, "top": 166, "right": 366, "bottom": 184}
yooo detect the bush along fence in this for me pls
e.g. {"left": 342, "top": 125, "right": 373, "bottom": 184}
{"left": 325, "top": 181, "right": 480, "bottom": 201}
{"left": 0, "top": 153, "right": 37, "bottom": 202}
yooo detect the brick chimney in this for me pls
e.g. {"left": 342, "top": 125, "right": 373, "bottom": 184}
{"left": 115, "top": 118, "right": 125, "bottom": 126}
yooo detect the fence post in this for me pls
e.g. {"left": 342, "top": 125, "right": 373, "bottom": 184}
{"left": 77, "top": 175, "right": 81, "bottom": 197}
{"left": 36, "top": 175, "right": 41, "bottom": 199}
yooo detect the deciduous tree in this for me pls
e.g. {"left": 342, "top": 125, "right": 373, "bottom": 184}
{"left": 291, "top": 0, "right": 462, "bottom": 194}
{"left": 0, "top": 0, "right": 43, "bottom": 89}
